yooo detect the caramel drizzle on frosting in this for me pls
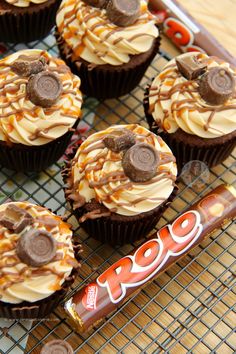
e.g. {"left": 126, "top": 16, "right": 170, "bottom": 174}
{"left": 150, "top": 55, "right": 236, "bottom": 133}
{"left": 0, "top": 204, "right": 74, "bottom": 291}
{"left": 66, "top": 125, "right": 176, "bottom": 221}
{"left": 0, "top": 52, "right": 81, "bottom": 142}
{"left": 57, "top": 0, "right": 157, "bottom": 63}
{"left": 29, "top": 122, "right": 72, "bottom": 141}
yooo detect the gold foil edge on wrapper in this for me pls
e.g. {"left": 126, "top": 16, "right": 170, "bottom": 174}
{"left": 63, "top": 184, "right": 236, "bottom": 333}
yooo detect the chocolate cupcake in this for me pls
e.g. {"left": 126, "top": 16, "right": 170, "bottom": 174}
{"left": 63, "top": 124, "right": 177, "bottom": 245}
{"left": 0, "top": 0, "right": 61, "bottom": 43}
{"left": 0, "top": 201, "right": 80, "bottom": 319}
{"left": 0, "top": 49, "right": 82, "bottom": 172}
{"left": 56, "top": 0, "right": 160, "bottom": 99}
{"left": 144, "top": 53, "right": 236, "bottom": 169}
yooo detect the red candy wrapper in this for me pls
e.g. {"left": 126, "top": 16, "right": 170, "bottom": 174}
{"left": 64, "top": 185, "right": 236, "bottom": 332}
{"left": 148, "top": 0, "right": 236, "bottom": 67}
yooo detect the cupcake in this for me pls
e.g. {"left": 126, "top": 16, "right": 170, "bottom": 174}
{"left": 0, "top": 201, "right": 80, "bottom": 319}
{"left": 0, "top": 49, "right": 82, "bottom": 172}
{"left": 144, "top": 52, "right": 236, "bottom": 169}
{"left": 63, "top": 124, "right": 177, "bottom": 245}
{"left": 0, "top": 0, "right": 61, "bottom": 43}
{"left": 56, "top": 0, "right": 160, "bottom": 99}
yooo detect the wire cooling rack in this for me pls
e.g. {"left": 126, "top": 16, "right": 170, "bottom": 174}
{"left": 0, "top": 31, "right": 235, "bottom": 354}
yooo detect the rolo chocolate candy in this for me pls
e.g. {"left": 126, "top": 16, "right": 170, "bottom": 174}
{"left": 122, "top": 143, "right": 159, "bottom": 182}
{"left": 83, "top": 0, "right": 108, "bottom": 7}
{"left": 106, "top": 0, "right": 140, "bottom": 27}
{"left": 16, "top": 229, "right": 57, "bottom": 267}
{"left": 176, "top": 56, "right": 207, "bottom": 80}
{"left": 27, "top": 71, "right": 62, "bottom": 108}
{"left": 63, "top": 185, "right": 236, "bottom": 332}
{"left": 0, "top": 204, "right": 33, "bottom": 234}
{"left": 103, "top": 129, "right": 136, "bottom": 153}
{"left": 11, "top": 56, "right": 46, "bottom": 77}
{"left": 198, "top": 67, "right": 235, "bottom": 105}
{"left": 40, "top": 340, "right": 73, "bottom": 354}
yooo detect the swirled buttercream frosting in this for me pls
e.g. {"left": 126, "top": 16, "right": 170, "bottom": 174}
{"left": 0, "top": 49, "right": 82, "bottom": 146}
{"left": 4, "top": 0, "right": 48, "bottom": 7}
{"left": 0, "top": 202, "right": 78, "bottom": 304}
{"left": 56, "top": 0, "right": 159, "bottom": 66}
{"left": 148, "top": 52, "right": 236, "bottom": 139}
{"left": 66, "top": 124, "right": 177, "bottom": 217}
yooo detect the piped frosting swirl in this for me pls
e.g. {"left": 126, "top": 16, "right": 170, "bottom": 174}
{"left": 148, "top": 52, "right": 236, "bottom": 138}
{"left": 0, "top": 202, "right": 77, "bottom": 304}
{"left": 0, "top": 49, "right": 82, "bottom": 146}
{"left": 56, "top": 0, "right": 159, "bottom": 66}
{"left": 66, "top": 124, "right": 177, "bottom": 217}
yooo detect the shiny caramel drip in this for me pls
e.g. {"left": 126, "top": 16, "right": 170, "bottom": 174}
{"left": 151, "top": 56, "right": 236, "bottom": 132}
{"left": 58, "top": 0, "right": 156, "bottom": 61}
{"left": 66, "top": 126, "right": 176, "bottom": 220}
{"left": 0, "top": 204, "right": 73, "bottom": 291}
{"left": 29, "top": 122, "right": 72, "bottom": 141}
{"left": 0, "top": 53, "right": 79, "bottom": 140}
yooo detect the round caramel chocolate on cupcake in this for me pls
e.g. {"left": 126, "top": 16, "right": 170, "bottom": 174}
{"left": 64, "top": 124, "right": 177, "bottom": 244}
{"left": 0, "top": 202, "right": 78, "bottom": 308}
{"left": 56, "top": 0, "right": 160, "bottom": 98}
{"left": 27, "top": 71, "right": 63, "bottom": 108}
{"left": 106, "top": 0, "right": 140, "bottom": 27}
{"left": 122, "top": 143, "right": 159, "bottom": 182}
{"left": 41, "top": 340, "right": 73, "bottom": 354}
{"left": 16, "top": 229, "right": 57, "bottom": 267}
{"left": 198, "top": 67, "right": 235, "bottom": 105}
{"left": 0, "top": 49, "right": 82, "bottom": 172}
{"left": 145, "top": 52, "right": 236, "bottom": 168}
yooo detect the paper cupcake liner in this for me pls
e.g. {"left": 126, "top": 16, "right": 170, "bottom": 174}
{"left": 0, "top": 0, "right": 60, "bottom": 43}
{"left": 156, "top": 132, "right": 236, "bottom": 170}
{"left": 62, "top": 133, "right": 177, "bottom": 245}
{"left": 73, "top": 189, "right": 177, "bottom": 245}
{"left": 0, "top": 271, "right": 75, "bottom": 320}
{"left": 143, "top": 85, "right": 236, "bottom": 170}
{"left": 56, "top": 30, "right": 161, "bottom": 99}
{"left": 0, "top": 122, "right": 79, "bottom": 172}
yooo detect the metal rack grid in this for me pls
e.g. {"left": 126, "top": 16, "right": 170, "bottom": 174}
{"left": 0, "top": 31, "right": 235, "bottom": 354}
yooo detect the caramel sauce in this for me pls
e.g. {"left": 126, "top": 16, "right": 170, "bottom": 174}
{"left": 6, "top": 124, "right": 14, "bottom": 133}
{"left": 164, "top": 80, "right": 174, "bottom": 87}
{"left": 72, "top": 48, "right": 84, "bottom": 62}
{"left": 0, "top": 240, "right": 14, "bottom": 254}
{"left": 151, "top": 60, "right": 236, "bottom": 132}
{"left": 0, "top": 203, "right": 74, "bottom": 293}
{"left": 67, "top": 125, "right": 176, "bottom": 221}
{"left": 59, "top": 221, "right": 71, "bottom": 234}
{"left": 49, "top": 280, "right": 62, "bottom": 292}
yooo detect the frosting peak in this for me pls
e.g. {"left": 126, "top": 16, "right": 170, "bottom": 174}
{"left": 67, "top": 124, "right": 177, "bottom": 217}
{"left": 56, "top": 0, "right": 159, "bottom": 66}
{"left": 149, "top": 52, "right": 236, "bottom": 139}
{"left": 0, "top": 202, "right": 76, "bottom": 304}
{"left": 0, "top": 49, "right": 82, "bottom": 146}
